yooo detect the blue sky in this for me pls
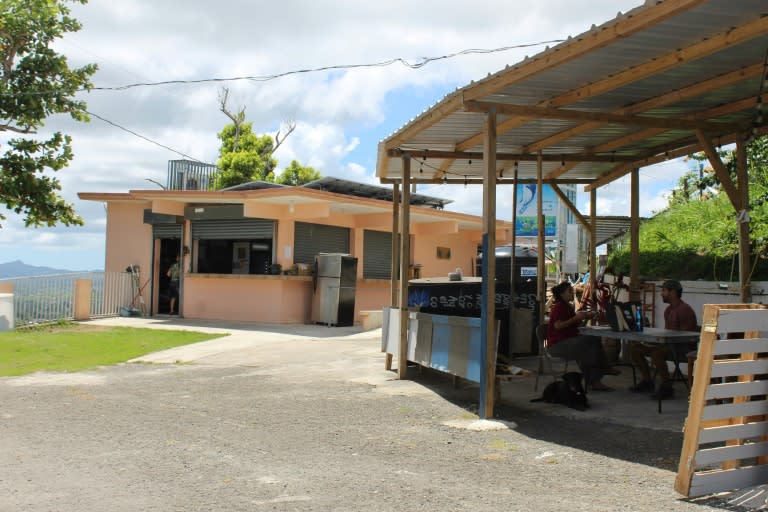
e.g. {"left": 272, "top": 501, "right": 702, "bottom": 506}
{"left": 0, "top": 0, "right": 690, "bottom": 271}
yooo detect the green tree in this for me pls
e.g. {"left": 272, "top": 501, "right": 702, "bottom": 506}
{"left": 0, "top": 0, "right": 96, "bottom": 227}
{"left": 215, "top": 122, "right": 279, "bottom": 188}
{"left": 607, "top": 135, "right": 768, "bottom": 280}
{"left": 276, "top": 160, "right": 321, "bottom": 186}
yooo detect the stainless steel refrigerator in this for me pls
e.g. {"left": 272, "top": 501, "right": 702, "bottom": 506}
{"left": 311, "top": 253, "right": 358, "bottom": 326}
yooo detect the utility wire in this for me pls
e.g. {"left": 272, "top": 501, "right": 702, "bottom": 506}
{"left": 89, "top": 40, "right": 566, "bottom": 92}
{"left": 75, "top": 40, "right": 565, "bottom": 163}
{"left": 85, "top": 110, "right": 204, "bottom": 163}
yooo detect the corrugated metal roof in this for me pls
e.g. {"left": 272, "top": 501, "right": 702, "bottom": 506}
{"left": 376, "top": 0, "right": 768, "bottom": 188}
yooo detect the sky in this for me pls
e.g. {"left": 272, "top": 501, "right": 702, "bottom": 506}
{"left": 0, "top": 0, "right": 695, "bottom": 271}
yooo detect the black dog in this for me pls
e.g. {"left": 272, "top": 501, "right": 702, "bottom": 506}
{"left": 531, "top": 372, "right": 590, "bottom": 411}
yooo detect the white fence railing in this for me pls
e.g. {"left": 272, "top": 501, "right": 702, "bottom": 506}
{"left": 0, "top": 272, "right": 137, "bottom": 327}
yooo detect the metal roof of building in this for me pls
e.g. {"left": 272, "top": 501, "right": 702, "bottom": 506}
{"left": 376, "top": 0, "right": 768, "bottom": 190}
{"left": 223, "top": 176, "right": 452, "bottom": 209}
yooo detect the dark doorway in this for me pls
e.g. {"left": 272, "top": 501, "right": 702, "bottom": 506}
{"left": 158, "top": 238, "right": 181, "bottom": 315}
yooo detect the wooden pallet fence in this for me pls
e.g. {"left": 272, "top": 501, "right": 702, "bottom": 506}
{"left": 676, "top": 304, "right": 768, "bottom": 497}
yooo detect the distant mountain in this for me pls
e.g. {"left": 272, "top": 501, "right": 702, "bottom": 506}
{"left": 0, "top": 260, "right": 92, "bottom": 279}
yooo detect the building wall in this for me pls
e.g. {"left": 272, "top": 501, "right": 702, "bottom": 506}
{"left": 412, "top": 232, "right": 480, "bottom": 279}
{"left": 105, "top": 202, "right": 152, "bottom": 274}
{"left": 182, "top": 275, "right": 313, "bottom": 324}
{"left": 98, "top": 199, "right": 493, "bottom": 325}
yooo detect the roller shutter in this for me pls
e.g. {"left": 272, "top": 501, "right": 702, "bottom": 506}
{"left": 191, "top": 219, "right": 275, "bottom": 240}
{"left": 153, "top": 224, "right": 182, "bottom": 239}
{"left": 294, "top": 222, "right": 350, "bottom": 264}
{"left": 363, "top": 230, "right": 392, "bottom": 279}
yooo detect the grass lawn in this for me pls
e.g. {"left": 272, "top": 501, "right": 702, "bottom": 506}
{"left": 0, "top": 323, "right": 228, "bottom": 377}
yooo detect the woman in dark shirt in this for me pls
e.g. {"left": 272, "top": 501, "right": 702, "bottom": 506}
{"left": 547, "top": 281, "right": 617, "bottom": 391}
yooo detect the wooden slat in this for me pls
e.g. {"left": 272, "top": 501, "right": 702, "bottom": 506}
{"left": 712, "top": 338, "right": 768, "bottom": 356}
{"left": 690, "top": 465, "right": 768, "bottom": 498}
{"left": 709, "top": 360, "right": 768, "bottom": 380}
{"left": 706, "top": 380, "right": 768, "bottom": 401}
{"left": 714, "top": 309, "right": 768, "bottom": 334}
{"left": 702, "top": 401, "right": 768, "bottom": 422}
{"left": 700, "top": 421, "right": 768, "bottom": 445}
{"left": 695, "top": 440, "right": 768, "bottom": 467}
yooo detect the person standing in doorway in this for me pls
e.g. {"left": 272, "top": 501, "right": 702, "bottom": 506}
{"left": 167, "top": 255, "right": 181, "bottom": 315}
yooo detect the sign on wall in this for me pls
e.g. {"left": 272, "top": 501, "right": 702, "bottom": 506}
{"left": 515, "top": 184, "right": 557, "bottom": 237}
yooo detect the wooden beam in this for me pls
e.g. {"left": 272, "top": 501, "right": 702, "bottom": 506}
{"left": 549, "top": 15, "right": 768, "bottom": 109}
{"left": 586, "top": 143, "right": 700, "bottom": 191}
{"left": 386, "top": 182, "right": 400, "bottom": 372}
{"left": 550, "top": 183, "right": 591, "bottom": 234}
{"left": 380, "top": 177, "right": 596, "bottom": 185}
{"left": 520, "top": 65, "right": 763, "bottom": 155}
{"left": 464, "top": 100, "right": 744, "bottom": 132}
{"left": 630, "top": 169, "right": 641, "bottom": 302}
{"left": 390, "top": 182, "right": 400, "bottom": 309}
{"left": 384, "top": 94, "right": 464, "bottom": 151}
{"left": 480, "top": 109, "right": 497, "bottom": 419}
{"left": 398, "top": 158, "right": 411, "bottom": 380}
{"left": 463, "top": 0, "right": 706, "bottom": 102}
{"left": 589, "top": 189, "right": 597, "bottom": 290}
{"left": 544, "top": 162, "right": 579, "bottom": 180}
{"left": 387, "top": 148, "right": 637, "bottom": 163}
{"left": 585, "top": 125, "right": 768, "bottom": 191}
{"left": 536, "top": 151, "right": 546, "bottom": 316}
{"left": 695, "top": 130, "right": 741, "bottom": 209}
{"left": 737, "top": 141, "right": 751, "bottom": 303}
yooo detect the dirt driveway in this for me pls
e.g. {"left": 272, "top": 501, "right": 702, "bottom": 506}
{"left": 0, "top": 317, "right": 735, "bottom": 511}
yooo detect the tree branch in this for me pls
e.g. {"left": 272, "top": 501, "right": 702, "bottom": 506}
{"left": 272, "top": 118, "right": 296, "bottom": 154}
{"left": 0, "top": 123, "right": 35, "bottom": 134}
{"left": 218, "top": 87, "right": 246, "bottom": 152}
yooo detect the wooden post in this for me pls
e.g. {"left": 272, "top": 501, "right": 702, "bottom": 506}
{"left": 589, "top": 189, "right": 597, "bottom": 290}
{"left": 736, "top": 140, "right": 751, "bottom": 303}
{"left": 630, "top": 168, "right": 641, "bottom": 301}
{"left": 386, "top": 181, "right": 401, "bottom": 370}
{"left": 536, "top": 151, "right": 546, "bottom": 316}
{"left": 479, "top": 108, "right": 497, "bottom": 418}
{"left": 508, "top": 164, "right": 518, "bottom": 356}
{"left": 398, "top": 156, "right": 411, "bottom": 380}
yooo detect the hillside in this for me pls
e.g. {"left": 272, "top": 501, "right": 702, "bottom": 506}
{"left": 0, "top": 260, "right": 90, "bottom": 279}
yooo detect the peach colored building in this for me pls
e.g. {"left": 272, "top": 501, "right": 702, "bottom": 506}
{"left": 79, "top": 178, "right": 512, "bottom": 325}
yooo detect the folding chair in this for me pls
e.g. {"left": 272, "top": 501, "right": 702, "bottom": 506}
{"left": 533, "top": 323, "right": 571, "bottom": 391}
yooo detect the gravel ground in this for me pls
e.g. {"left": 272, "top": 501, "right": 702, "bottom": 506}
{"left": 0, "top": 320, "right": 738, "bottom": 511}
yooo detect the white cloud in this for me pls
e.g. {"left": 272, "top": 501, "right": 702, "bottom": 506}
{"left": 2, "top": 0, "right": 647, "bottom": 269}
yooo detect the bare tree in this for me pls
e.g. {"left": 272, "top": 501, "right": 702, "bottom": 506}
{"left": 272, "top": 118, "right": 296, "bottom": 154}
{"left": 218, "top": 88, "right": 246, "bottom": 152}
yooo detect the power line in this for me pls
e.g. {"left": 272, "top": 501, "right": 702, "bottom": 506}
{"left": 89, "top": 40, "right": 566, "bottom": 92}
{"left": 85, "top": 110, "right": 205, "bottom": 163}
{"left": 0, "top": 40, "right": 566, "bottom": 98}
{"left": 75, "top": 40, "right": 565, "bottom": 163}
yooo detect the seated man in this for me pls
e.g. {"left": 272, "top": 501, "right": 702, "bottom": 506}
{"left": 630, "top": 279, "right": 697, "bottom": 400}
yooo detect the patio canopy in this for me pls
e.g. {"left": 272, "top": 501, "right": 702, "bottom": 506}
{"left": 376, "top": 0, "right": 767, "bottom": 188}
{"left": 375, "top": 0, "right": 768, "bottom": 418}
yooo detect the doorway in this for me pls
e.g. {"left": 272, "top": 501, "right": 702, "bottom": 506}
{"left": 158, "top": 238, "right": 181, "bottom": 315}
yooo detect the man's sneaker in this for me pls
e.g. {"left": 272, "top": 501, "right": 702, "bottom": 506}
{"left": 651, "top": 383, "right": 674, "bottom": 400}
{"left": 630, "top": 380, "right": 654, "bottom": 393}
